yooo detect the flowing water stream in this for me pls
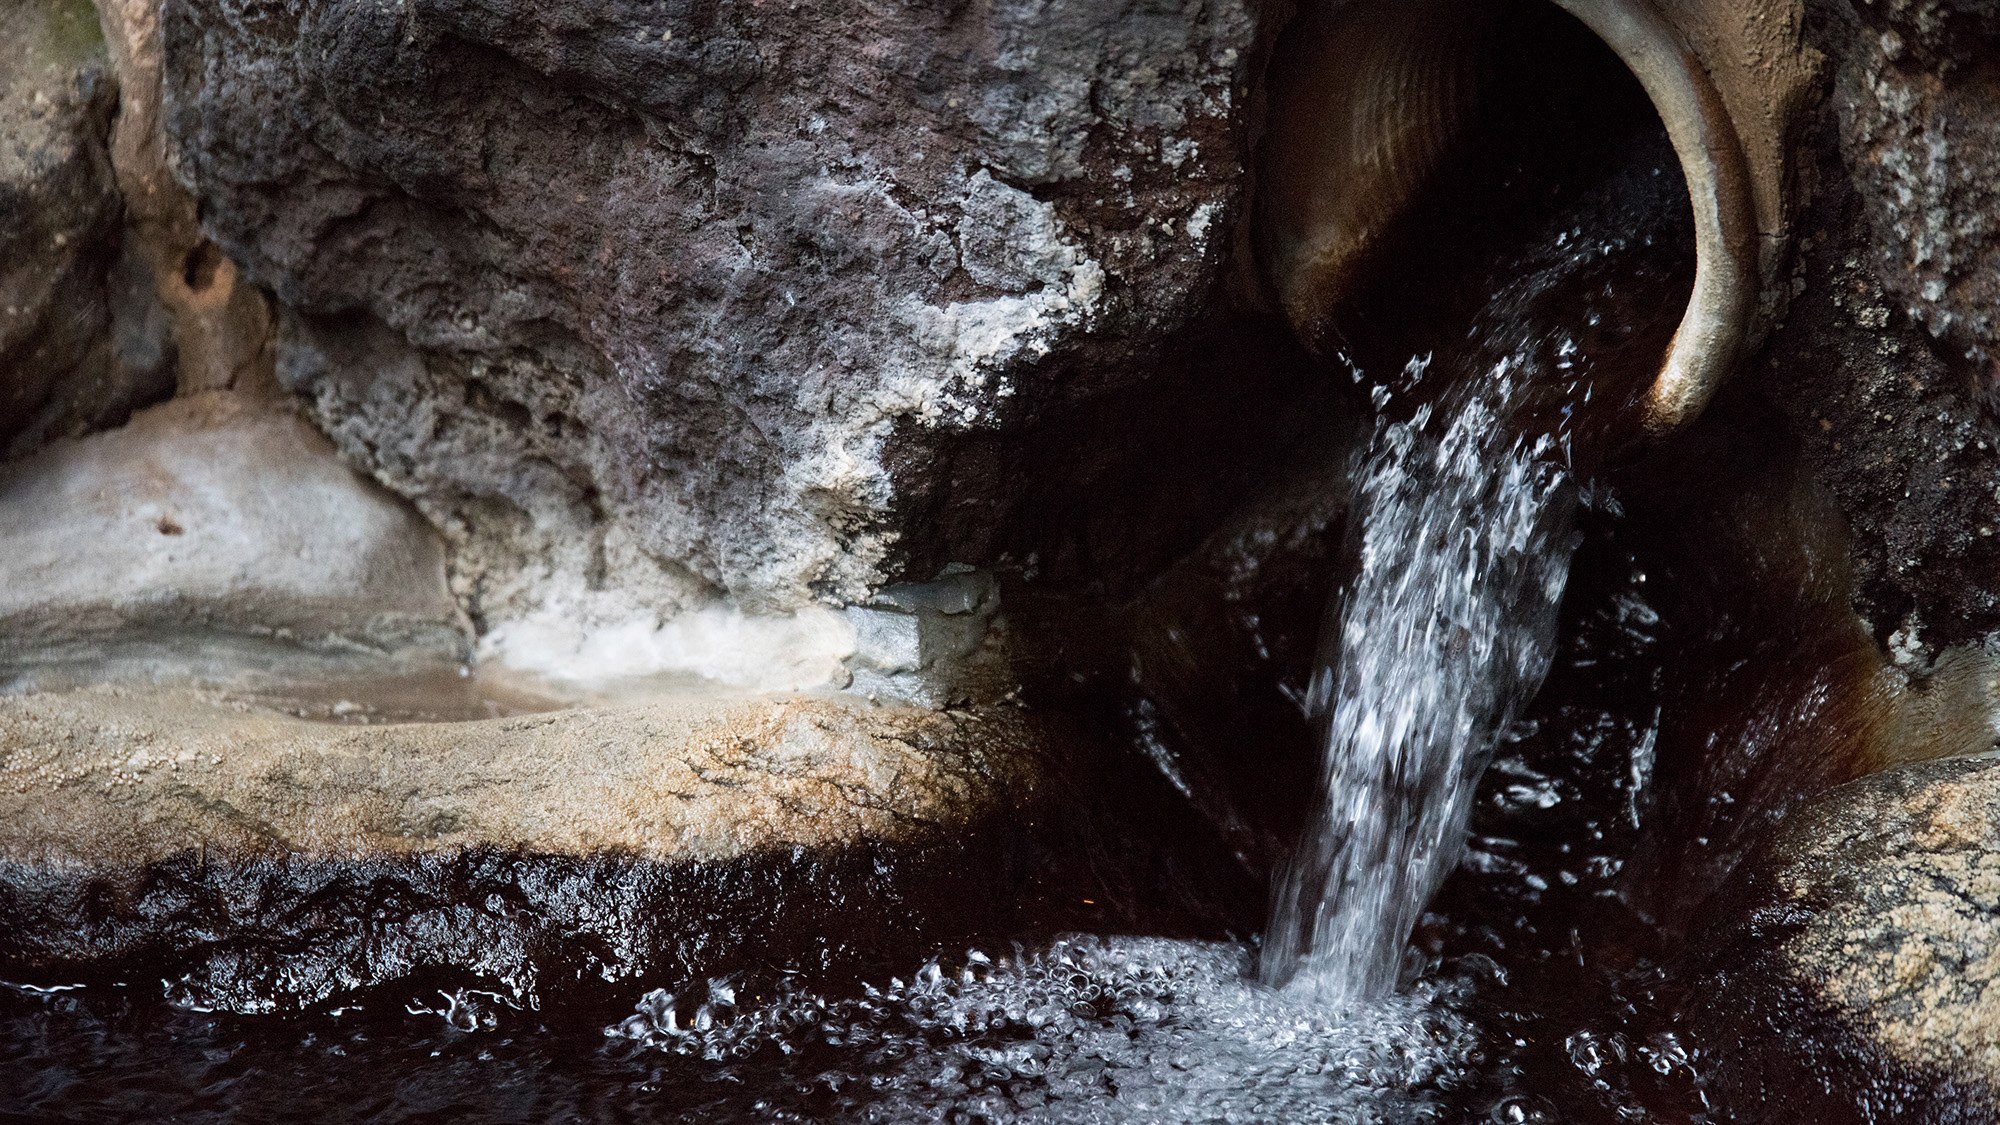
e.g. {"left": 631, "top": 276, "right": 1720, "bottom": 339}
{"left": 1262, "top": 357, "right": 1579, "bottom": 1004}
{"left": 1251, "top": 95, "right": 1698, "bottom": 1007}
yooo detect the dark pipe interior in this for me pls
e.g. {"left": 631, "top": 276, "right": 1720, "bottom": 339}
{"left": 1323, "top": 0, "right": 1698, "bottom": 470}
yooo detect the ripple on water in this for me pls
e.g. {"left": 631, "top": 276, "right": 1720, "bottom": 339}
{"left": 606, "top": 935, "right": 1485, "bottom": 1123}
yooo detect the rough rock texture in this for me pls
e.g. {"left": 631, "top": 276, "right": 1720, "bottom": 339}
{"left": 93, "top": 0, "right": 278, "bottom": 403}
{"left": 2, "top": 844, "right": 1017, "bottom": 1014}
{"left": 158, "top": 0, "right": 1263, "bottom": 634}
{"left": 1749, "top": 0, "right": 2000, "bottom": 653}
{"left": 0, "top": 685, "right": 1054, "bottom": 1010}
{"left": 1690, "top": 754, "right": 2000, "bottom": 1123}
{"left": 1840, "top": 0, "right": 2000, "bottom": 387}
{"left": 0, "top": 395, "right": 466, "bottom": 686}
{"left": 0, "top": 0, "right": 175, "bottom": 456}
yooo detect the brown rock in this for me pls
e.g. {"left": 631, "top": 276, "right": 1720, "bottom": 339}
{"left": 1690, "top": 754, "right": 2000, "bottom": 1123}
{"left": 0, "top": 684, "right": 1041, "bottom": 866}
{"left": 92, "top": 0, "right": 275, "bottom": 399}
{"left": 0, "top": 682, "right": 1056, "bottom": 1010}
{"left": 0, "top": 0, "right": 173, "bottom": 455}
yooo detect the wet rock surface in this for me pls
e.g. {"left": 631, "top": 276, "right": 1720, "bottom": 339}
{"left": 0, "top": 686, "right": 1063, "bottom": 1011}
{"left": 159, "top": 0, "right": 1266, "bottom": 630}
{"left": 1690, "top": 753, "right": 2000, "bottom": 1123}
{"left": 1841, "top": 0, "right": 2000, "bottom": 383}
{"left": 1753, "top": 0, "right": 2000, "bottom": 651}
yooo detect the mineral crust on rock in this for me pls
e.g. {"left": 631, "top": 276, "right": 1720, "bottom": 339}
{"left": 157, "top": 0, "right": 1260, "bottom": 637}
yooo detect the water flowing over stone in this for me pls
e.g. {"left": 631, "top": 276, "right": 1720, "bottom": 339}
{"left": 1263, "top": 355, "right": 1579, "bottom": 1004}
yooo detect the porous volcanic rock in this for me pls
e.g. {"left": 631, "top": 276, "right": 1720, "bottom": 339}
{"left": 1840, "top": 0, "right": 2000, "bottom": 386}
{"left": 1689, "top": 753, "right": 2000, "bottom": 1123}
{"left": 1749, "top": 0, "right": 2000, "bottom": 653}
{"left": 157, "top": 0, "right": 1264, "bottom": 634}
{"left": 0, "top": 684, "right": 1054, "bottom": 1011}
{"left": 0, "top": 0, "right": 174, "bottom": 456}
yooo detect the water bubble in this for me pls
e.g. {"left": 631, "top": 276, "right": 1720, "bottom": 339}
{"left": 1489, "top": 1092, "right": 1560, "bottom": 1123}
{"left": 406, "top": 988, "right": 508, "bottom": 1032}
{"left": 607, "top": 936, "right": 1485, "bottom": 1122}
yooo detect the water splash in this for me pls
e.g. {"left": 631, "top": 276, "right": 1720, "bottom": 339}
{"left": 608, "top": 935, "right": 1485, "bottom": 1123}
{"left": 1263, "top": 354, "right": 1579, "bottom": 1004}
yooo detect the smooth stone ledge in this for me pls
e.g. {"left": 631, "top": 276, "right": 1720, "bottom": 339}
{"left": 0, "top": 686, "right": 1043, "bottom": 866}
{"left": 0, "top": 395, "right": 468, "bottom": 677}
{"left": 0, "top": 686, "right": 1053, "bottom": 1012}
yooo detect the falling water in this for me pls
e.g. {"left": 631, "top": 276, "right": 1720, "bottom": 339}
{"left": 1262, "top": 351, "right": 1580, "bottom": 1003}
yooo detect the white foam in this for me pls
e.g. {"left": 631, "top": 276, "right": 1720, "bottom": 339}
{"left": 607, "top": 936, "right": 1484, "bottom": 1123}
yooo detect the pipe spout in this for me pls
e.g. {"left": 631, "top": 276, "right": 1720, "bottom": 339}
{"left": 1257, "top": 0, "right": 1769, "bottom": 440}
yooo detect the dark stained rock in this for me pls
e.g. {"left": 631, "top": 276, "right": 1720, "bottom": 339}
{"left": 1746, "top": 0, "right": 2000, "bottom": 655}
{"left": 0, "top": 840, "right": 1028, "bottom": 1015}
{"left": 157, "top": 0, "right": 1269, "bottom": 635}
{"left": 1688, "top": 753, "right": 2000, "bottom": 1123}
{"left": 0, "top": 0, "right": 174, "bottom": 457}
{"left": 1753, "top": 196, "right": 2000, "bottom": 655}
{"left": 1841, "top": 0, "right": 2000, "bottom": 386}
{"left": 0, "top": 684, "right": 1045, "bottom": 1011}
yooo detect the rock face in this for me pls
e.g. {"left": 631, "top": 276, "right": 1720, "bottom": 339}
{"left": 0, "top": 0, "right": 1271, "bottom": 1019}
{"left": 158, "top": 0, "right": 1261, "bottom": 636}
{"left": 94, "top": 0, "right": 279, "bottom": 403}
{"left": 1841, "top": 0, "right": 2000, "bottom": 384}
{"left": 1690, "top": 754, "right": 2000, "bottom": 1123}
{"left": 0, "top": 0, "right": 174, "bottom": 456}
{"left": 0, "top": 395, "right": 467, "bottom": 688}
{"left": 1752, "top": 0, "right": 2000, "bottom": 653}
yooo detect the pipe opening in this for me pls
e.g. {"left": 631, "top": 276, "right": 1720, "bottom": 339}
{"left": 1258, "top": 0, "right": 1747, "bottom": 457}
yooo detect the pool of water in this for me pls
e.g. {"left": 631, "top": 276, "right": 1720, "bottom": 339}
{"left": 0, "top": 936, "right": 1670, "bottom": 1124}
